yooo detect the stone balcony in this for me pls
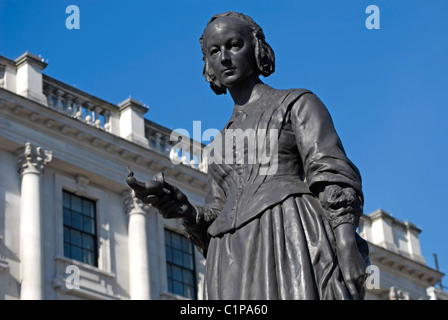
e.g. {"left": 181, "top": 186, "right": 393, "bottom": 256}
{"left": 0, "top": 52, "right": 207, "bottom": 174}
{"left": 43, "top": 75, "right": 116, "bottom": 132}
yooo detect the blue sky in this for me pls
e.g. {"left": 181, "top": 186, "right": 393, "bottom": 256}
{"left": 1, "top": 1, "right": 448, "bottom": 284}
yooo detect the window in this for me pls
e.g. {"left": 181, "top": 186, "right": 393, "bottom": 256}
{"left": 63, "top": 190, "right": 98, "bottom": 267}
{"left": 165, "top": 229, "right": 197, "bottom": 299}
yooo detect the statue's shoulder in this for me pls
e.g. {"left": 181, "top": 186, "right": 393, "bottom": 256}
{"left": 265, "top": 86, "right": 314, "bottom": 105}
{"left": 287, "top": 87, "right": 314, "bottom": 98}
{"left": 266, "top": 85, "right": 313, "bottom": 98}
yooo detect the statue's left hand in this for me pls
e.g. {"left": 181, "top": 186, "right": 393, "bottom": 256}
{"left": 334, "top": 223, "right": 367, "bottom": 300}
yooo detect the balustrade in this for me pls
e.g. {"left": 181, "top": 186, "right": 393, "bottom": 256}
{"left": 145, "top": 122, "right": 208, "bottom": 173}
{"left": 42, "top": 76, "right": 207, "bottom": 173}
{"left": 42, "top": 77, "right": 115, "bottom": 132}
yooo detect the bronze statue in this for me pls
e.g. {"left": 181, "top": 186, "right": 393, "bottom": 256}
{"left": 127, "top": 11, "right": 369, "bottom": 300}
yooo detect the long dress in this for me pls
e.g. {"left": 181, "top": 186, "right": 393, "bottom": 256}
{"left": 183, "top": 85, "right": 369, "bottom": 300}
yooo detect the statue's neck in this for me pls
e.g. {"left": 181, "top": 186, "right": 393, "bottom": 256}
{"left": 228, "top": 77, "right": 264, "bottom": 107}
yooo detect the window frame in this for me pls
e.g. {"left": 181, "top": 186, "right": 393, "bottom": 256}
{"left": 54, "top": 173, "right": 111, "bottom": 273}
{"left": 164, "top": 228, "right": 197, "bottom": 300}
{"left": 62, "top": 190, "right": 98, "bottom": 267}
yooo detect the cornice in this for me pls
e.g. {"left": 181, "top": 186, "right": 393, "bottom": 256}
{"left": 363, "top": 209, "right": 422, "bottom": 234}
{"left": 367, "top": 241, "right": 444, "bottom": 286}
{"left": 0, "top": 54, "right": 17, "bottom": 68}
{"left": 14, "top": 52, "right": 48, "bottom": 70}
{"left": 118, "top": 97, "right": 149, "bottom": 115}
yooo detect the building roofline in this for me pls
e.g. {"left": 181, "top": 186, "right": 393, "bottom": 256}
{"left": 364, "top": 209, "right": 422, "bottom": 233}
{"left": 15, "top": 51, "right": 48, "bottom": 69}
{"left": 0, "top": 54, "right": 17, "bottom": 68}
{"left": 43, "top": 74, "right": 119, "bottom": 111}
{"left": 368, "top": 241, "right": 445, "bottom": 285}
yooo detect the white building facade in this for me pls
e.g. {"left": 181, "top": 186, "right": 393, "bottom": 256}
{"left": 360, "top": 210, "right": 446, "bottom": 299}
{"left": 0, "top": 52, "right": 208, "bottom": 300}
{"left": 0, "top": 52, "right": 445, "bottom": 300}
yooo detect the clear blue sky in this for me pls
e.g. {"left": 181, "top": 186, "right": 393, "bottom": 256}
{"left": 1, "top": 1, "right": 447, "bottom": 284}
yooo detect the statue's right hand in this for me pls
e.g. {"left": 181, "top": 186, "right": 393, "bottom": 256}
{"left": 126, "top": 168, "right": 195, "bottom": 221}
{"left": 126, "top": 167, "right": 164, "bottom": 204}
{"left": 151, "top": 179, "right": 194, "bottom": 220}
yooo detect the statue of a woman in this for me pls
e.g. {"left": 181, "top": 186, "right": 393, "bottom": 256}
{"left": 127, "top": 11, "right": 369, "bottom": 300}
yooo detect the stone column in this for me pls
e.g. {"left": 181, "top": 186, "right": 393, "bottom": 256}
{"left": 17, "top": 142, "right": 52, "bottom": 300}
{"left": 123, "top": 190, "right": 151, "bottom": 300}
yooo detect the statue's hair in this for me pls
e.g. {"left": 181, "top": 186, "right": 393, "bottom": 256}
{"left": 199, "top": 11, "right": 275, "bottom": 95}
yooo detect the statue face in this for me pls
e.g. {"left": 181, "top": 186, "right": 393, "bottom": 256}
{"left": 203, "top": 17, "right": 258, "bottom": 89}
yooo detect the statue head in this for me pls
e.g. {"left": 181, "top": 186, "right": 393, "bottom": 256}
{"left": 200, "top": 11, "right": 275, "bottom": 95}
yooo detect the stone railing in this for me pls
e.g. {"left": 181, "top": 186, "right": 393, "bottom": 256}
{"left": 145, "top": 120, "right": 208, "bottom": 173}
{"left": 42, "top": 74, "right": 207, "bottom": 174}
{"left": 43, "top": 75, "right": 118, "bottom": 132}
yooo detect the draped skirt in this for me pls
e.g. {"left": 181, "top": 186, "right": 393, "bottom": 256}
{"left": 203, "top": 194, "right": 368, "bottom": 300}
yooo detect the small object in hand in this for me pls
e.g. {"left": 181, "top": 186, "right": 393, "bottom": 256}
{"left": 126, "top": 167, "right": 165, "bottom": 204}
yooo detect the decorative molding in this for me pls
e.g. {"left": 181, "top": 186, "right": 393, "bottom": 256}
{"left": 61, "top": 125, "right": 71, "bottom": 134}
{"left": 76, "top": 132, "right": 88, "bottom": 140}
{"left": 52, "top": 256, "right": 119, "bottom": 300}
{"left": 13, "top": 106, "right": 23, "bottom": 114}
{"left": 29, "top": 112, "right": 41, "bottom": 121}
{"left": 45, "top": 119, "right": 55, "bottom": 128}
{"left": 368, "top": 242, "right": 443, "bottom": 286}
{"left": 75, "top": 174, "right": 90, "bottom": 196}
{"left": 135, "top": 156, "right": 145, "bottom": 165}
{"left": 389, "top": 286, "right": 410, "bottom": 300}
{"left": 106, "top": 144, "right": 116, "bottom": 153}
{"left": 91, "top": 138, "right": 101, "bottom": 146}
{"left": 120, "top": 150, "right": 130, "bottom": 158}
{"left": 118, "top": 97, "right": 149, "bottom": 115}
{"left": 17, "top": 142, "right": 53, "bottom": 175}
{"left": 14, "top": 52, "right": 47, "bottom": 70}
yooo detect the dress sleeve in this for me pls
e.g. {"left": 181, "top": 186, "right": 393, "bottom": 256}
{"left": 182, "top": 172, "right": 226, "bottom": 256}
{"left": 290, "top": 92, "right": 363, "bottom": 228}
